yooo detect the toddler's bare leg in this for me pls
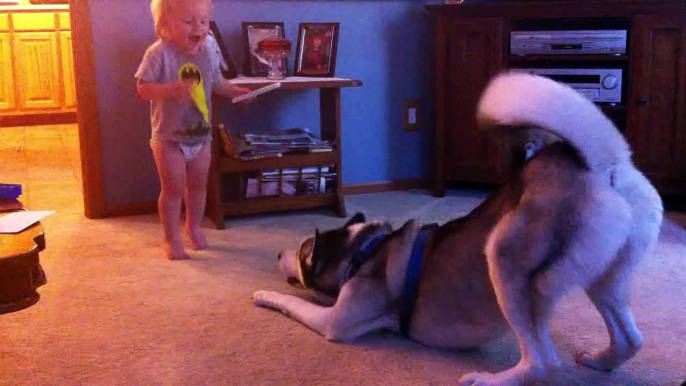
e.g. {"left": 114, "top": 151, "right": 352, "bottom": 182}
{"left": 185, "top": 142, "right": 211, "bottom": 250}
{"left": 151, "top": 140, "right": 190, "bottom": 260}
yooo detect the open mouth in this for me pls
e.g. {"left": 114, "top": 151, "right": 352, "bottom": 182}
{"left": 189, "top": 36, "right": 202, "bottom": 43}
{"left": 286, "top": 277, "right": 301, "bottom": 286}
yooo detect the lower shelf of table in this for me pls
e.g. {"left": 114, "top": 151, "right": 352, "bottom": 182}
{"left": 220, "top": 193, "right": 343, "bottom": 217}
{"left": 218, "top": 152, "right": 338, "bottom": 172}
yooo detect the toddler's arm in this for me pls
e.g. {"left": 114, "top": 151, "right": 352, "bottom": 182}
{"left": 137, "top": 79, "right": 192, "bottom": 102}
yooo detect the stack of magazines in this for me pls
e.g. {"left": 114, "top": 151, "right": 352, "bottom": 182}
{"left": 221, "top": 128, "right": 333, "bottom": 160}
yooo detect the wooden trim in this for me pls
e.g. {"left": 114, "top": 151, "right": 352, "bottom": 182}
{"left": 29, "top": 0, "right": 69, "bottom": 4}
{"left": 320, "top": 87, "right": 345, "bottom": 216}
{"left": 433, "top": 15, "right": 446, "bottom": 198}
{"left": 0, "top": 111, "right": 75, "bottom": 127}
{"left": 219, "top": 152, "right": 337, "bottom": 172}
{"left": 8, "top": 9, "right": 18, "bottom": 111}
{"left": 103, "top": 202, "right": 157, "bottom": 218}
{"left": 55, "top": 12, "right": 65, "bottom": 109}
{"left": 69, "top": 0, "right": 105, "bottom": 219}
{"left": 342, "top": 178, "right": 429, "bottom": 196}
{"left": 107, "top": 179, "right": 429, "bottom": 218}
{"left": 223, "top": 194, "right": 337, "bottom": 216}
{"left": 11, "top": 13, "right": 56, "bottom": 31}
{"left": 0, "top": 7, "right": 69, "bottom": 13}
{"left": 206, "top": 122, "right": 226, "bottom": 229}
{"left": 425, "top": 1, "right": 686, "bottom": 18}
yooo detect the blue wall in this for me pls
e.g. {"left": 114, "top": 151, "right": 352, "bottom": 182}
{"left": 90, "top": 0, "right": 435, "bottom": 206}
{"left": 214, "top": 1, "right": 436, "bottom": 185}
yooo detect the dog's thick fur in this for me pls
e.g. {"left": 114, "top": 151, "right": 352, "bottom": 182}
{"left": 252, "top": 73, "right": 664, "bottom": 385}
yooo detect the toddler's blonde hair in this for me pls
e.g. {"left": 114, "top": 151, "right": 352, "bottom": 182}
{"left": 151, "top": 0, "right": 213, "bottom": 40}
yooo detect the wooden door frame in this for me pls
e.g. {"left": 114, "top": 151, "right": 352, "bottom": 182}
{"left": 69, "top": 0, "right": 104, "bottom": 218}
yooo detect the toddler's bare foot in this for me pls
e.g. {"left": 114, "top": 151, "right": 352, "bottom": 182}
{"left": 187, "top": 228, "right": 208, "bottom": 250}
{"left": 164, "top": 242, "right": 191, "bottom": 260}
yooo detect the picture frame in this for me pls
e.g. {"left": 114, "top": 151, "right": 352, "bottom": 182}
{"left": 294, "top": 23, "right": 339, "bottom": 77}
{"left": 208, "top": 21, "right": 238, "bottom": 79}
{"left": 241, "top": 22, "right": 287, "bottom": 77}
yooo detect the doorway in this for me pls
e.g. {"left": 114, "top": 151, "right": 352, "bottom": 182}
{"left": 0, "top": 1, "right": 81, "bottom": 213}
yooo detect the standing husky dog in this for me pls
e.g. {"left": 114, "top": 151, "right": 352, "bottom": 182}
{"left": 253, "top": 73, "right": 663, "bottom": 385}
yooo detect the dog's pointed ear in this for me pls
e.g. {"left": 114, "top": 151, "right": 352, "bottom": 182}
{"left": 344, "top": 212, "right": 366, "bottom": 227}
{"left": 307, "top": 229, "right": 320, "bottom": 269}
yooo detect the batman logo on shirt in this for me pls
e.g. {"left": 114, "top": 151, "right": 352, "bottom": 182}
{"left": 180, "top": 65, "right": 202, "bottom": 84}
{"left": 178, "top": 63, "right": 209, "bottom": 125}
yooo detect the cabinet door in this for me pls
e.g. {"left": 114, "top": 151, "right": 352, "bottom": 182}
{"left": 629, "top": 16, "right": 686, "bottom": 194}
{"left": 445, "top": 18, "right": 504, "bottom": 183}
{"left": 13, "top": 32, "right": 61, "bottom": 110}
{"left": 60, "top": 31, "right": 75, "bottom": 109}
{"left": 0, "top": 32, "right": 14, "bottom": 111}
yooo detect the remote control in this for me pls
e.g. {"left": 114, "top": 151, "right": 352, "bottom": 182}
{"left": 231, "top": 82, "right": 282, "bottom": 103}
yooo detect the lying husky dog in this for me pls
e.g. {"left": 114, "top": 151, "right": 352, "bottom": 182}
{"left": 253, "top": 73, "right": 664, "bottom": 385}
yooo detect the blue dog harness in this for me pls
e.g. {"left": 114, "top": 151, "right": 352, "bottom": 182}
{"left": 347, "top": 233, "right": 388, "bottom": 279}
{"left": 347, "top": 226, "right": 434, "bottom": 338}
{"left": 399, "top": 227, "right": 433, "bottom": 337}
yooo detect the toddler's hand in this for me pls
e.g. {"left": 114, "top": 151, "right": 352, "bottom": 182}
{"left": 169, "top": 80, "right": 192, "bottom": 103}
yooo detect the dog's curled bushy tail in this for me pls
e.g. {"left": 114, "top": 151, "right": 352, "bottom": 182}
{"left": 477, "top": 72, "right": 632, "bottom": 174}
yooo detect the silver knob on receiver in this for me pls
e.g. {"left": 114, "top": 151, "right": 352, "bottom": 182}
{"left": 602, "top": 75, "right": 619, "bottom": 90}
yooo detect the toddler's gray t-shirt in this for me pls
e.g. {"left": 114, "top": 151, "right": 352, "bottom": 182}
{"left": 135, "top": 39, "right": 222, "bottom": 143}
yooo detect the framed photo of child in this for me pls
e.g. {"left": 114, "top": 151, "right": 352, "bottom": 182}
{"left": 241, "top": 21, "right": 286, "bottom": 77}
{"left": 294, "top": 23, "right": 339, "bottom": 77}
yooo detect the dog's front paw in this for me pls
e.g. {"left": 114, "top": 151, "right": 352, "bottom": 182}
{"left": 252, "top": 290, "right": 278, "bottom": 308}
{"left": 575, "top": 350, "right": 615, "bottom": 372}
{"left": 458, "top": 363, "right": 545, "bottom": 386}
{"left": 459, "top": 371, "right": 503, "bottom": 386}
{"left": 252, "top": 290, "right": 291, "bottom": 316}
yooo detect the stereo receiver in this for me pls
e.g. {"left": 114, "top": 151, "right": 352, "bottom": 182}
{"left": 510, "top": 68, "right": 623, "bottom": 103}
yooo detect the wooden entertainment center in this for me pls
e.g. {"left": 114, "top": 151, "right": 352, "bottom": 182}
{"left": 426, "top": 1, "right": 686, "bottom": 197}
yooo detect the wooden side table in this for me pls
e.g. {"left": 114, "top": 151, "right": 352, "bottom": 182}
{"left": 206, "top": 76, "right": 362, "bottom": 229}
{"left": 0, "top": 208, "right": 47, "bottom": 315}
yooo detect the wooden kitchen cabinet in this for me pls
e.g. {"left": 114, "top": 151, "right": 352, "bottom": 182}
{"left": 60, "top": 30, "right": 74, "bottom": 108}
{"left": 13, "top": 31, "right": 61, "bottom": 109}
{"left": 0, "top": 9, "right": 75, "bottom": 126}
{"left": 0, "top": 32, "right": 15, "bottom": 111}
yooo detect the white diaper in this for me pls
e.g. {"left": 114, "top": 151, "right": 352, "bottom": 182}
{"left": 178, "top": 142, "right": 205, "bottom": 161}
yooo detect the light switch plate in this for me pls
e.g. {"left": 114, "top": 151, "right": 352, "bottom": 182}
{"left": 403, "top": 99, "right": 421, "bottom": 132}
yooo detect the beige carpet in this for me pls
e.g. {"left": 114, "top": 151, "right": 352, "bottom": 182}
{"left": 1, "top": 189, "right": 685, "bottom": 386}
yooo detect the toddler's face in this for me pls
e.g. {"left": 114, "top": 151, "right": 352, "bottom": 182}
{"left": 167, "top": 1, "right": 211, "bottom": 54}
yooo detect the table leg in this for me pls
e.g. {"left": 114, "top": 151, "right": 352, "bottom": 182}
{"left": 320, "top": 88, "right": 345, "bottom": 218}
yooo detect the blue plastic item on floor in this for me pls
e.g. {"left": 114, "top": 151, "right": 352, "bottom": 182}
{"left": 0, "top": 184, "right": 22, "bottom": 200}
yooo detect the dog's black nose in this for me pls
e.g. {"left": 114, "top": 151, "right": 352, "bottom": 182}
{"left": 277, "top": 252, "right": 283, "bottom": 261}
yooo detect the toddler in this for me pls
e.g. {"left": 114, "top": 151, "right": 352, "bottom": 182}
{"left": 136, "top": 0, "right": 251, "bottom": 260}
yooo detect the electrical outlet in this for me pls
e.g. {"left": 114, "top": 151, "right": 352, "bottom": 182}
{"left": 403, "top": 99, "right": 421, "bottom": 132}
